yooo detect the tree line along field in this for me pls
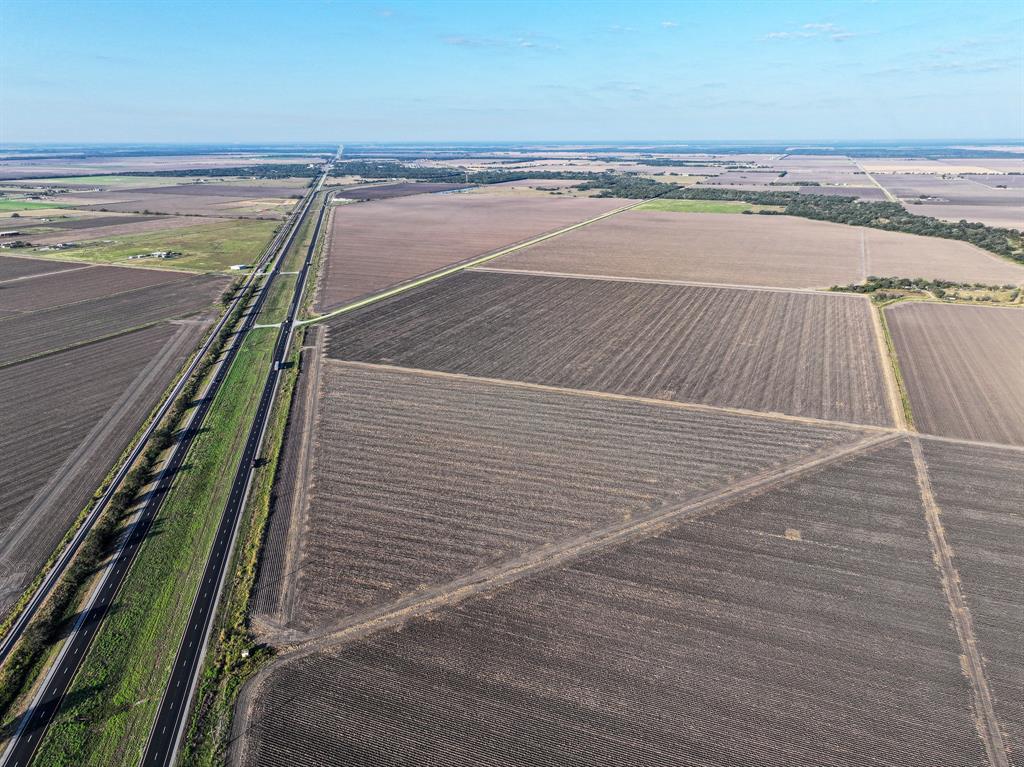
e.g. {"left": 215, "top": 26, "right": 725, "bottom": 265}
{"left": 0, "top": 321, "right": 205, "bottom": 613}
{"left": 315, "top": 191, "right": 623, "bottom": 309}
{"left": 324, "top": 271, "right": 893, "bottom": 426}
{"left": 886, "top": 302, "right": 1024, "bottom": 446}
{"left": 238, "top": 438, "right": 994, "bottom": 767}
{"left": 921, "top": 440, "right": 1024, "bottom": 753}
{"left": 253, "top": 361, "right": 870, "bottom": 638}
{"left": 486, "top": 209, "right": 1024, "bottom": 290}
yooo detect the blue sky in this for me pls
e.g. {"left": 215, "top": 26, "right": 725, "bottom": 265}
{"left": 2, "top": 0, "right": 1021, "bottom": 142}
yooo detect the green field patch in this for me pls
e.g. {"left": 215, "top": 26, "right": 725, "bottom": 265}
{"left": 0, "top": 199, "right": 72, "bottom": 211}
{"left": 33, "top": 325, "right": 278, "bottom": 767}
{"left": 29, "top": 219, "right": 279, "bottom": 272}
{"left": 635, "top": 199, "right": 784, "bottom": 214}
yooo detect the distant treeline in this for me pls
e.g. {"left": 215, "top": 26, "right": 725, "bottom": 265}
{"left": 121, "top": 164, "right": 322, "bottom": 179}
{"left": 332, "top": 160, "right": 604, "bottom": 185}
{"left": 582, "top": 179, "right": 1023, "bottom": 262}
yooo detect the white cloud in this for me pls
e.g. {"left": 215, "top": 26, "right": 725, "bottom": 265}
{"left": 765, "top": 22, "right": 860, "bottom": 42}
{"left": 661, "top": 20, "right": 679, "bottom": 29}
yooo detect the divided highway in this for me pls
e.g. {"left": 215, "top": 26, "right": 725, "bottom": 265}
{"left": 142, "top": 178, "right": 332, "bottom": 767}
{"left": 0, "top": 160, "right": 333, "bottom": 767}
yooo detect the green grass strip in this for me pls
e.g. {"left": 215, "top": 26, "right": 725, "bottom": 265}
{"left": 32, "top": 327, "right": 277, "bottom": 767}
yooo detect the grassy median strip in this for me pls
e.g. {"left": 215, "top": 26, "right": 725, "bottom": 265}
{"left": 179, "top": 332, "right": 303, "bottom": 766}
{"left": 257, "top": 273, "right": 298, "bottom": 325}
{"left": 32, "top": 325, "right": 278, "bottom": 767}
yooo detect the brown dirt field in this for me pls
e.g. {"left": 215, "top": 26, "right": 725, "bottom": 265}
{"left": 240, "top": 440, "right": 989, "bottom": 767}
{"left": 0, "top": 255, "right": 81, "bottom": 282}
{"left": 271, "top": 361, "right": 867, "bottom": 637}
{"left": 325, "top": 271, "right": 892, "bottom": 425}
{"left": 0, "top": 264, "right": 187, "bottom": 313}
{"left": 904, "top": 202, "right": 1023, "bottom": 230}
{"left": 70, "top": 194, "right": 294, "bottom": 219}
{"left": 921, "top": 440, "right": 1024, "bottom": 755}
{"left": 316, "top": 193, "right": 624, "bottom": 309}
{"left": 0, "top": 320, "right": 206, "bottom": 613}
{"left": 886, "top": 303, "right": 1024, "bottom": 446}
{"left": 491, "top": 210, "right": 1024, "bottom": 288}
{"left": 24, "top": 215, "right": 231, "bottom": 245}
{"left": 252, "top": 339, "right": 323, "bottom": 627}
{"left": 0, "top": 272, "right": 227, "bottom": 365}
{"left": 15, "top": 214, "right": 165, "bottom": 232}
{"left": 123, "top": 182, "right": 306, "bottom": 198}
{"left": 334, "top": 182, "right": 472, "bottom": 200}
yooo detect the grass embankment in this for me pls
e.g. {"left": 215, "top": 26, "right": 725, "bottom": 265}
{"left": 30, "top": 219, "right": 280, "bottom": 272}
{"left": 636, "top": 199, "right": 783, "bottom": 214}
{"left": 179, "top": 334, "right": 303, "bottom": 766}
{"left": 876, "top": 306, "right": 916, "bottom": 429}
{"left": 32, "top": 325, "right": 278, "bottom": 767}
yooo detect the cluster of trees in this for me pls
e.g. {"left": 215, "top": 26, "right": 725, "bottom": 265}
{"left": 123, "top": 164, "right": 321, "bottom": 179}
{"left": 333, "top": 160, "right": 599, "bottom": 185}
{"left": 832, "top": 276, "right": 1020, "bottom": 302}
{"left": 581, "top": 179, "right": 1023, "bottom": 262}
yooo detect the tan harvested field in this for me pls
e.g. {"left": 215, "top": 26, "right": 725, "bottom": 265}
{"left": 240, "top": 439, "right": 992, "bottom": 767}
{"left": 64, "top": 193, "right": 295, "bottom": 219}
{"left": 24, "top": 214, "right": 232, "bottom": 245}
{"left": 887, "top": 303, "right": 1024, "bottom": 446}
{"left": 921, "top": 440, "right": 1024, "bottom": 755}
{"left": 325, "top": 271, "right": 892, "bottom": 425}
{"left": 905, "top": 202, "right": 1023, "bottom": 230}
{"left": 316, "top": 193, "right": 623, "bottom": 309}
{"left": 0, "top": 255, "right": 81, "bottom": 282}
{"left": 491, "top": 210, "right": 1024, "bottom": 288}
{"left": 0, "top": 272, "right": 227, "bottom": 365}
{"left": 334, "top": 182, "right": 471, "bottom": 200}
{"left": 256, "top": 361, "right": 869, "bottom": 637}
{"left": 0, "top": 321, "right": 204, "bottom": 612}
{"left": 0, "top": 154, "right": 326, "bottom": 180}
{"left": 0, "top": 264, "right": 186, "bottom": 313}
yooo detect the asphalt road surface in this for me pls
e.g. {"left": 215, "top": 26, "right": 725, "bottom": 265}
{"left": 0, "top": 168, "right": 328, "bottom": 767}
{"left": 141, "top": 180, "right": 332, "bottom": 766}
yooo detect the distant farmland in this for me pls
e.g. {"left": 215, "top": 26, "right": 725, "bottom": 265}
{"left": 488, "top": 210, "right": 1024, "bottom": 289}
{"left": 316, "top": 191, "right": 622, "bottom": 309}
{"left": 254, "top": 362, "right": 869, "bottom": 636}
{"left": 887, "top": 303, "right": 1024, "bottom": 445}
{"left": 0, "top": 321, "right": 204, "bottom": 612}
{"left": 239, "top": 439, "right": 989, "bottom": 767}
{"left": 324, "top": 271, "right": 893, "bottom": 425}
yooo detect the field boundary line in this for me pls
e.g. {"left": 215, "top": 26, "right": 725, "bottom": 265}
{"left": 330, "top": 359, "right": 892, "bottom": 434}
{"left": 230, "top": 430, "right": 901, "bottom": 765}
{"left": 0, "top": 322, "right": 199, "bottom": 574}
{"left": 0, "top": 318, "right": 171, "bottom": 370}
{"left": 298, "top": 198, "right": 647, "bottom": 326}
{"left": 470, "top": 266, "right": 852, "bottom": 296}
{"left": 854, "top": 161, "right": 898, "bottom": 202}
{"left": 0, "top": 271, "right": 209, "bottom": 322}
{"left": 915, "top": 432, "right": 1024, "bottom": 454}
{"left": 870, "top": 301, "right": 911, "bottom": 430}
{"left": 0, "top": 264, "right": 97, "bottom": 286}
{"left": 909, "top": 437, "right": 1009, "bottom": 767}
